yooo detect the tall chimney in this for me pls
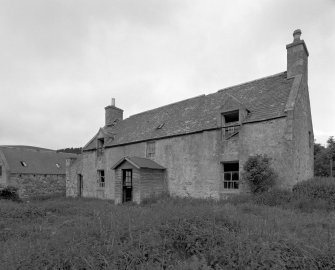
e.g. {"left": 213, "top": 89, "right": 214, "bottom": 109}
{"left": 286, "top": 29, "right": 309, "bottom": 80}
{"left": 105, "top": 98, "right": 123, "bottom": 127}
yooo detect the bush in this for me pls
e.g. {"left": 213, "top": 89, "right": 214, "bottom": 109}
{"left": 293, "top": 177, "right": 335, "bottom": 204}
{"left": 242, "top": 154, "right": 277, "bottom": 193}
{"left": 0, "top": 185, "right": 21, "bottom": 202}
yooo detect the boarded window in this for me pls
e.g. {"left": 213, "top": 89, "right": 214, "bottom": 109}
{"left": 97, "top": 170, "right": 105, "bottom": 188}
{"left": 223, "top": 162, "right": 239, "bottom": 189}
{"left": 146, "top": 141, "right": 156, "bottom": 158}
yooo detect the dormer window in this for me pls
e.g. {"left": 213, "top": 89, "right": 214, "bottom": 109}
{"left": 222, "top": 110, "right": 240, "bottom": 140}
{"left": 97, "top": 138, "right": 104, "bottom": 156}
{"left": 20, "top": 161, "right": 27, "bottom": 167}
{"left": 223, "top": 110, "right": 239, "bottom": 124}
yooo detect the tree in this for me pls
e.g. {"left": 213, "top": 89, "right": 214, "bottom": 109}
{"left": 314, "top": 136, "right": 335, "bottom": 177}
{"left": 242, "top": 154, "right": 277, "bottom": 193}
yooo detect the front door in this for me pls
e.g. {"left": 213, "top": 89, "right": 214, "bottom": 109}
{"left": 122, "top": 169, "right": 133, "bottom": 202}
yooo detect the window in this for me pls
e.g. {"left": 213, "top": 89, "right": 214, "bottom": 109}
{"left": 223, "top": 110, "right": 239, "bottom": 124}
{"left": 97, "top": 170, "right": 105, "bottom": 188}
{"left": 0, "top": 166, "right": 2, "bottom": 176}
{"left": 97, "top": 138, "right": 104, "bottom": 156}
{"left": 20, "top": 161, "right": 27, "bottom": 167}
{"left": 223, "top": 162, "right": 239, "bottom": 189}
{"left": 222, "top": 110, "right": 240, "bottom": 140}
{"left": 146, "top": 141, "right": 155, "bottom": 158}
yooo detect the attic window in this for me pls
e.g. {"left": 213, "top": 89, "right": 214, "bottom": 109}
{"left": 20, "top": 161, "right": 27, "bottom": 167}
{"left": 156, "top": 123, "right": 165, "bottom": 129}
{"left": 56, "top": 163, "right": 60, "bottom": 168}
{"left": 97, "top": 138, "right": 104, "bottom": 156}
{"left": 222, "top": 111, "right": 240, "bottom": 140}
{"left": 223, "top": 110, "right": 239, "bottom": 124}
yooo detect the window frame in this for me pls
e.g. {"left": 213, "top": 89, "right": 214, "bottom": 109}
{"left": 146, "top": 141, "right": 156, "bottom": 159}
{"left": 223, "top": 162, "right": 239, "bottom": 190}
{"left": 97, "top": 170, "right": 105, "bottom": 188}
{"left": 97, "top": 137, "right": 105, "bottom": 156}
{"left": 221, "top": 110, "right": 241, "bottom": 140}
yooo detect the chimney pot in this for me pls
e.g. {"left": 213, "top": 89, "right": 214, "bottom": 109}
{"left": 293, "top": 29, "right": 302, "bottom": 42}
{"left": 111, "top": 98, "right": 115, "bottom": 106}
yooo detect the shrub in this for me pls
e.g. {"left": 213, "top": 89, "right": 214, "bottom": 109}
{"left": 242, "top": 154, "right": 277, "bottom": 193}
{"left": 293, "top": 177, "right": 335, "bottom": 204}
{"left": 0, "top": 185, "right": 21, "bottom": 202}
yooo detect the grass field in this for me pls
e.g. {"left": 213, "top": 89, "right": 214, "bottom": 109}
{"left": 0, "top": 195, "right": 334, "bottom": 270}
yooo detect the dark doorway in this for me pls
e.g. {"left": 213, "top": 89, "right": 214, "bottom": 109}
{"left": 122, "top": 169, "right": 133, "bottom": 202}
{"left": 78, "top": 174, "right": 83, "bottom": 197}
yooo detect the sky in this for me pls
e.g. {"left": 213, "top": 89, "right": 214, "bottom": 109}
{"left": 0, "top": 0, "right": 334, "bottom": 149}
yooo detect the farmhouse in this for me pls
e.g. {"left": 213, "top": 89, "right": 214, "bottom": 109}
{"left": 0, "top": 145, "right": 76, "bottom": 198}
{"left": 66, "top": 29, "right": 313, "bottom": 203}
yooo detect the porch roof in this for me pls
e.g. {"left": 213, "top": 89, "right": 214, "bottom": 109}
{"left": 111, "top": 156, "right": 166, "bottom": 170}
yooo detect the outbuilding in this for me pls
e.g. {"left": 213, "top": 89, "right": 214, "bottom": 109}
{"left": 112, "top": 156, "right": 166, "bottom": 204}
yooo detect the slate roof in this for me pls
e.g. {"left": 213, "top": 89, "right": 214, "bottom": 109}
{"left": 0, "top": 146, "right": 77, "bottom": 174}
{"left": 84, "top": 71, "right": 294, "bottom": 151}
{"left": 112, "top": 157, "right": 166, "bottom": 170}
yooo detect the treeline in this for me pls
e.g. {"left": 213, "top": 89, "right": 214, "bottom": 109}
{"left": 57, "top": 147, "right": 82, "bottom": 154}
{"left": 314, "top": 136, "right": 335, "bottom": 177}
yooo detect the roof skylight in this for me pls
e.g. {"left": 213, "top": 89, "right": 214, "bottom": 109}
{"left": 20, "top": 161, "right": 27, "bottom": 167}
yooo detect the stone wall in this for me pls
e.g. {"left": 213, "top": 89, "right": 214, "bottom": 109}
{"left": 140, "top": 169, "right": 166, "bottom": 201}
{"left": 9, "top": 173, "right": 65, "bottom": 198}
{"left": 291, "top": 76, "right": 314, "bottom": 185}
{"left": 0, "top": 152, "right": 9, "bottom": 186}
{"left": 239, "top": 118, "right": 294, "bottom": 190}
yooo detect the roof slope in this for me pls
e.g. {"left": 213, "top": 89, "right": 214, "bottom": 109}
{"left": 112, "top": 157, "right": 165, "bottom": 170}
{"left": 0, "top": 146, "right": 77, "bottom": 174}
{"left": 84, "top": 72, "right": 293, "bottom": 151}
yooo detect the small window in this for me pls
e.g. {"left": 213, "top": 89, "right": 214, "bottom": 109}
{"left": 97, "top": 138, "right": 104, "bottom": 156}
{"left": 0, "top": 166, "right": 2, "bottom": 176}
{"left": 56, "top": 163, "right": 60, "bottom": 168}
{"left": 20, "top": 161, "right": 27, "bottom": 167}
{"left": 223, "top": 162, "right": 239, "bottom": 190}
{"left": 97, "top": 170, "right": 105, "bottom": 188}
{"left": 222, "top": 111, "right": 240, "bottom": 139}
{"left": 223, "top": 110, "right": 239, "bottom": 124}
{"left": 146, "top": 141, "right": 155, "bottom": 158}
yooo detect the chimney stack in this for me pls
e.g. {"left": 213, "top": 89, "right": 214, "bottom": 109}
{"left": 286, "top": 29, "right": 309, "bottom": 79}
{"left": 105, "top": 98, "right": 123, "bottom": 127}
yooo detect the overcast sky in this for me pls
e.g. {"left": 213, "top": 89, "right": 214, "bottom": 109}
{"left": 0, "top": 0, "right": 334, "bottom": 149}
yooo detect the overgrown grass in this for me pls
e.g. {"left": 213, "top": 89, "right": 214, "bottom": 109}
{"left": 1, "top": 194, "right": 334, "bottom": 269}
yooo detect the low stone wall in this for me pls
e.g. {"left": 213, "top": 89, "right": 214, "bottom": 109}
{"left": 9, "top": 173, "right": 66, "bottom": 198}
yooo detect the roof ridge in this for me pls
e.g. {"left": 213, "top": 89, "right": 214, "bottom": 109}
{"left": 125, "top": 94, "right": 206, "bottom": 119}
{"left": 217, "top": 71, "right": 287, "bottom": 93}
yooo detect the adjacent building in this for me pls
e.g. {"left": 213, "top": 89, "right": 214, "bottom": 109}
{"left": 0, "top": 145, "right": 76, "bottom": 198}
{"left": 66, "top": 29, "right": 314, "bottom": 203}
